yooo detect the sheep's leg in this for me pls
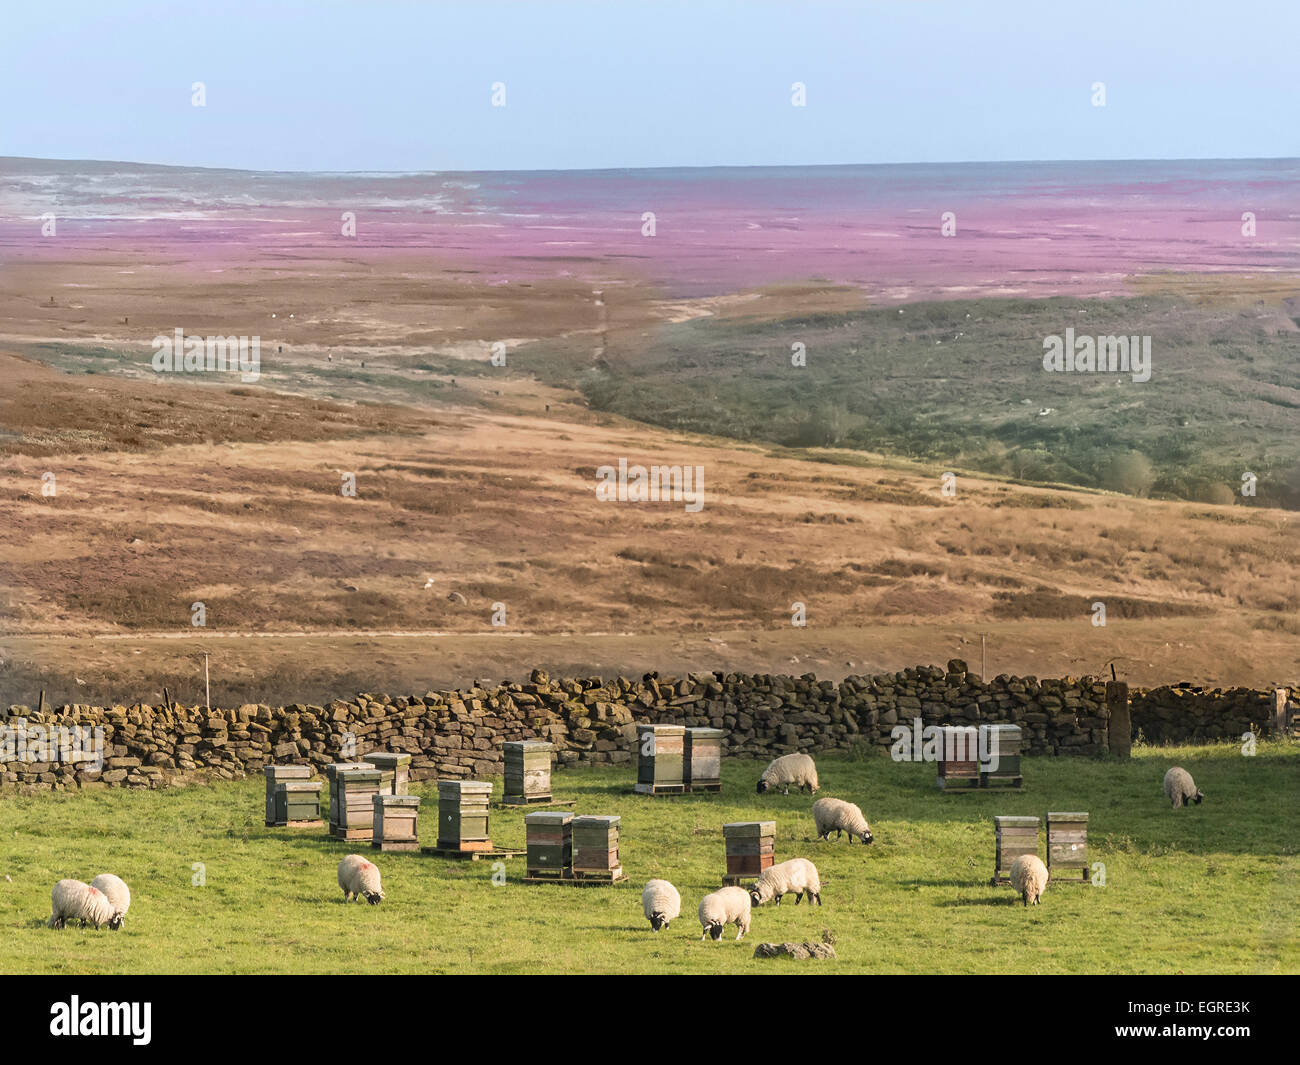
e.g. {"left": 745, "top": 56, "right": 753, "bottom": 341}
{"left": 794, "top": 891, "right": 803, "bottom": 905}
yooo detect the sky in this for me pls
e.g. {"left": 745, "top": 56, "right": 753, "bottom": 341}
{"left": 4, "top": 0, "right": 1298, "bottom": 172}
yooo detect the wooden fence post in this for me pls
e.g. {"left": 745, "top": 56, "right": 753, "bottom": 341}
{"left": 1106, "top": 680, "right": 1131, "bottom": 758}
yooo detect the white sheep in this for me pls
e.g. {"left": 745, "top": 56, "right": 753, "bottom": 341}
{"left": 698, "top": 886, "right": 752, "bottom": 941}
{"left": 756, "top": 753, "right": 819, "bottom": 795}
{"left": 1010, "top": 854, "right": 1048, "bottom": 906}
{"left": 89, "top": 874, "right": 131, "bottom": 930}
{"left": 48, "top": 879, "right": 115, "bottom": 929}
{"left": 642, "top": 879, "right": 681, "bottom": 932}
{"left": 812, "top": 797, "right": 873, "bottom": 844}
{"left": 749, "top": 857, "right": 822, "bottom": 907}
{"left": 337, "top": 854, "right": 385, "bottom": 904}
{"left": 1163, "top": 766, "right": 1204, "bottom": 809}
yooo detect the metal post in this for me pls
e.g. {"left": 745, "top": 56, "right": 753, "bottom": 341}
{"left": 980, "top": 634, "right": 986, "bottom": 682}
{"left": 204, "top": 654, "right": 211, "bottom": 711}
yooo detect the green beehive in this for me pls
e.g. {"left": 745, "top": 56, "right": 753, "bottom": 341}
{"left": 525, "top": 810, "right": 573, "bottom": 877}
{"left": 979, "top": 724, "right": 1023, "bottom": 785}
{"left": 273, "top": 780, "right": 322, "bottom": 827}
{"left": 1046, "top": 811, "right": 1090, "bottom": 882}
{"left": 503, "top": 741, "right": 554, "bottom": 804}
{"left": 372, "top": 794, "right": 421, "bottom": 852}
{"left": 683, "top": 728, "right": 724, "bottom": 791}
{"left": 264, "top": 764, "right": 313, "bottom": 825}
{"left": 571, "top": 815, "right": 621, "bottom": 877}
{"left": 992, "top": 815, "right": 1040, "bottom": 885}
{"left": 364, "top": 751, "right": 412, "bottom": 796}
{"left": 634, "top": 724, "right": 685, "bottom": 794}
{"left": 325, "top": 761, "right": 376, "bottom": 831}
{"left": 437, "top": 780, "right": 493, "bottom": 852}
{"left": 330, "top": 768, "right": 382, "bottom": 840}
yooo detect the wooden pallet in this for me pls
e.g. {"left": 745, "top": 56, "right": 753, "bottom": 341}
{"left": 421, "top": 846, "right": 524, "bottom": 861}
{"left": 686, "top": 783, "right": 722, "bottom": 793}
{"left": 329, "top": 827, "right": 374, "bottom": 841}
{"left": 633, "top": 783, "right": 687, "bottom": 795}
{"left": 980, "top": 774, "right": 1024, "bottom": 789}
{"left": 266, "top": 819, "right": 324, "bottom": 829}
{"left": 499, "top": 797, "right": 576, "bottom": 808}
{"left": 571, "top": 866, "right": 627, "bottom": 883}
{"left": 372, "top": 840, "right": 420, "bottom": 852}
{"left": 523, "top": 871, "right": 629, "bottom": 886}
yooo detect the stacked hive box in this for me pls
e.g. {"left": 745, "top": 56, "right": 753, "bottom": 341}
{"left": 436, "top": 780, "right": 493, "bottom": 852}
{"left": 723, "top": 821, "right": 775, "bottom": 883}
{"left": 571, "top": 815, "right": 622, "bottom": 880}
{"left": 683, "top": 728, "right": 724, "bottom": 792}
{"left": 1045, "top": 811, "right": 1090, "bottom": 883}
{"left": 372, "top": 794, "right": 421, "bottom": 852}
{"left": 992, "top": 815, "right": 1040, "bottom": 885}
{"left": 936, "top": 725, "right": 981, "bottom": 789}
{"left": 274, "top": 781, "right": 323, "bottom": 827}
{"left": 979, "top": 724, "right": 1023, "bottom": 787}
{"left": 331, "top": 767, "right": 382, "bottom": 840}
{"left": 635, "top": 724, "right": 685, "bottom": 794}
{"left": 264, "top": 764, "right": 313, "bottom": 826}
{"left": 325, "top": 761, "right": 376, "bottom": 832}
{"left": 525, "top": 811, "right": 573, "bottom": 878}
{"left": 503, "top": 741, "right": 554, "bottom": 805}
{"left": 364, "top": 752, "right": 411, "bottom": 796}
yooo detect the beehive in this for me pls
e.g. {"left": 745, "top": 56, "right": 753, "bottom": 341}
{"left": 571, "top": 815, "right": 621, "bottom": 877}
{"left": 372, "top": 794, "right": 421, "bottom": 852}
{"left": 330, "top": 768, "right": 382, "bottom": 840}
{"left": 264, "top": 764, "right": 313, "bottom": 825}
{"left": 936, "top": 725, "right": 981, "bottom": 789}
{"left": 273, "top": 781, "right": 322, "bottom": 827}
{"left": 723, "top": 821, "right": 775, "bottom": 880}
{"left": 635, "top": 724, "right": 685, "bottom": 794}
{"left": 437, "top": 780, "right": 493, "bottom": 852}
{"left": 683, "top": 728, "right": 724, "bottom": 791}
{"left": 503, "top": 741, "right": 554, "bottom": 804}
{"left": 992, "top": 815, "right": 1040, "bottom": 885}
{"left": 525, "top": 811, "right": 573, "bottom": 877}
{"left": 979, "top": 724, "right": 1023, "bottom": 785}
{"left": 1046, "top": 811, "right": 1090, "bottom": 883}
{"left": 325, "top": 761, "right": 376, "bottom": 831}
{"left": 364, "top": 752, "right": 411, "bottom": 796}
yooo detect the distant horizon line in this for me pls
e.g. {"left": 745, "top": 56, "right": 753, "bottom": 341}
{"left": 3, "top": 153, "right": 1297, "bottom": 178}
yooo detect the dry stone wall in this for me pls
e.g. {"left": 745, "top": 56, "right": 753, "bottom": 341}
{"left": 1, "top": 664, "right": 1293, "bottom": 791}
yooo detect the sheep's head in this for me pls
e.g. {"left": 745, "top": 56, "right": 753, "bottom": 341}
{"left": 858, "top": 826, "right": 874, "bottom": 845}
{"left": 364, "top": 889, "right": 384, "bottom": 905}
{"left": 748, "top": 887, "right": 765, "bottom": 906}
{"left": 707, "top": 923, "right": 724, "bottom": 941}
{"left": 108, "top": 911, "right": 125, "bottom": 931}
{"left": 756, "top": 779, "right": 769, "bottom": 794}
{"left": 649, "top": 913, "right": 669, "bottom": 931}
{"left": 1193, "top": 789, "right": 1204, "bottom": 805}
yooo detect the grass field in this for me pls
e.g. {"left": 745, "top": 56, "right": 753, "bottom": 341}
{"left": 1, "top": 742, "right": 1296, "bottom": 974}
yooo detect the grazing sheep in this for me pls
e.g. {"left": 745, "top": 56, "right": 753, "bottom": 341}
{"left": 812, "top": 797, "right": 873, "bottom": 845}
{"left": 337, "top": 854, "right": 385, "bottom": 904}
{"left": 750, "top": 858, "right": 822, "bottom": 907}
{"left": 1010, "top": 854, "right": 1048, "bottom": 906}
{"left": 642, "top": 879, "right": 681, "bottom": 932}
{"left": 89, "top": 874, "right": 131, "bottom": 931}
{"left": 48, "top": 879, "right": 115, "bottom": 930}
{"left": 698, "top": 886, "right": 752, "bottom": 941}
{"left": 756, "top": 753, "right": 819, "bottom": 795}
{"left": 1163, "top": 766, "right": 1204, "bottom": 809}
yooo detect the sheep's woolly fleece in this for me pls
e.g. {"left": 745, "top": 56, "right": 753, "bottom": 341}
{"left": 750, "top": 858, "right": 822, "bottom": 906}
{"left": 642, "top": 879, "right": 681, "bottom": 931}
{"left": 1010, "top": 854, "right": 1048, "bottom": 906}
{"left": 1163, "top": 766, "right": 1204, "bottom": 808}
{"left": 812, "top": 797, "right": 873, "bottom": 844}
{"left": 757, "top": 753, "right": 819, "bottom": 795}
{"left": 338, "top": 854, "right": 385, "bottom": 903}
{"left": 698, "top": 886, "right": 752, "bottom": 941}
{"left": 48, "top": 879, "right": 115, "bottom": 929}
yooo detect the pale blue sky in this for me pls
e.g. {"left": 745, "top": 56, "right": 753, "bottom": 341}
{"left": 5, "top": 0, "right": 1297, "bottom": 171}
